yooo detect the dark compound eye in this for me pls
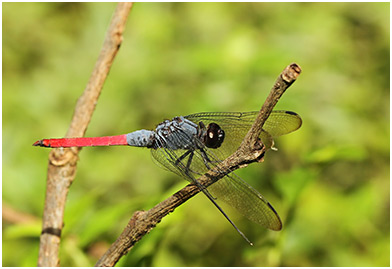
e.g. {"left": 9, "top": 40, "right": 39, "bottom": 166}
{"left": 204, "top": 123, "right": 225, "bottom": 148}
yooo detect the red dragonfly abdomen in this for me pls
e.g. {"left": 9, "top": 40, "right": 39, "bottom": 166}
{"left": 33, "top": 135, "right": 128, "bottom": 148}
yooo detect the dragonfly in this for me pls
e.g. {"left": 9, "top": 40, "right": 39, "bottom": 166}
{"left": 34, "top": 110, "right": 302, "bottom": 244}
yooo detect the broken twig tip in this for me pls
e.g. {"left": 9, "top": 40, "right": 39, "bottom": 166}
{"left": 281, "top": 63, "right": 302, "bottom": 84}
{"left": 290, "top": 63, "right": 301, "bottom": 73}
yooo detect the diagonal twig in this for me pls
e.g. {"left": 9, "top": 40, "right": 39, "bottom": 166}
{"left": 37, "top": 3, "right": 133, "bottom": 266}
{"left": 95, "top": 63, "right": 302, "bottom": 267}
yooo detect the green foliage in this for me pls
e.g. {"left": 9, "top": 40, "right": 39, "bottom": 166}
{"left": 3, "top": 2, "right": 389, "bottom": 266}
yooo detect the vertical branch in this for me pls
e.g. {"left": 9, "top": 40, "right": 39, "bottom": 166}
{"left": 37, "top": 3, "right": 133, "bottom": 266}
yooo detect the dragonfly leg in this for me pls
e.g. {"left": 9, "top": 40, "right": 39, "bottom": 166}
{"left": 171, "top": 147, "right": 226, "bottom": 205}
{"left": 185, "top": 151, "right": 194, "bottom": 173}
{"left": 175, "top": 150, "right": 192, "bottom": 166}
{"left": 179, "top": 150, "right": 216, "bottom": 200}
{"left": 175, "top": 150, "right": 203, "bottom": 176}
{"left": 182, "top": 151, "right": 197, "bottom": 176}
{"left": 199, "top": 148, "right": 212, "bottom": 169}
{"left": 196, "top": 148, "right": 225, "bottom": 200}
{"left": 199, "top": 147, "right": 221, "bottom": 166}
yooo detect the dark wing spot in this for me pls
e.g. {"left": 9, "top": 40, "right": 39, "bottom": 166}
{"left": 285, "top": 111, "right": 298, "bottom": 116}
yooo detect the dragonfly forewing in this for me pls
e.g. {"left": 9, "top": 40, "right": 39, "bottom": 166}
{"left": 185, "top": 110, "right": 302, "bottom": 152}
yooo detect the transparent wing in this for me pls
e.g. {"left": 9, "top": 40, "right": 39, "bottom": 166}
{"left": 185, "top": 110, "right": 302, "bottom": 156}
{"left": 150, "top": 110, "right": 301, "bottom": 230}
{"left": 208, "top": 172, "right": 282, "bottom": 230}
{"left": 185, "top": 110, "right": 302, "bottom": 137}
{"left": 150, "top": 137, "right": 282, "bottom": 230}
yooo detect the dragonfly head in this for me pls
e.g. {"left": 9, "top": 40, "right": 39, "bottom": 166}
{"left": 204, "top": 123, "right": 225, "bottom": 149}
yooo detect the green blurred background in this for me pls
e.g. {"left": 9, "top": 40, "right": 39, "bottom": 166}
{"left": 3, "top": 2, "right": 389, "bottom": 266}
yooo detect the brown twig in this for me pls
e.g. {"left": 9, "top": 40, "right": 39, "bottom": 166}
{"left": 37, "top": 3, "right": 133, "bottom": 267}
{"left": 95, "top": 63, "right": 302, "bottom": 267}
{"left": 3, "top": 203, "right": 40, "bottom": 224}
